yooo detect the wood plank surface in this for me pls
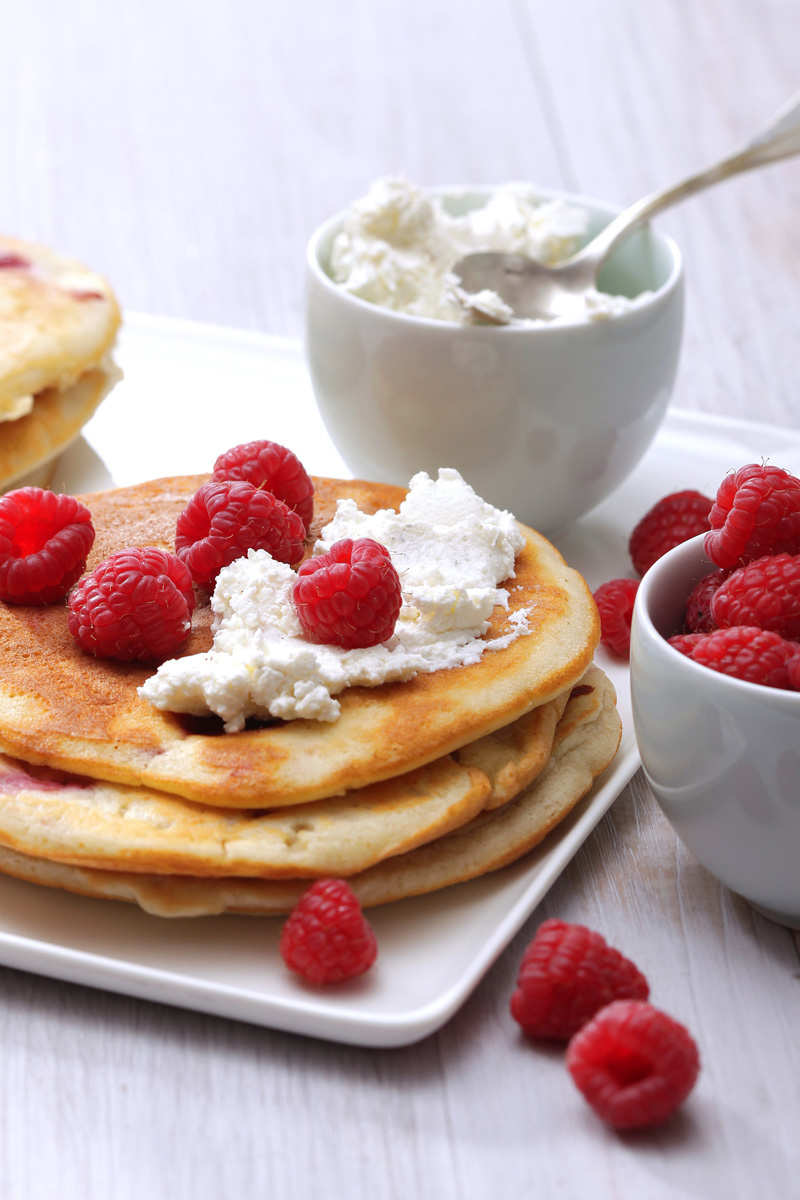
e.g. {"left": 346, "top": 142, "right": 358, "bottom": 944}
{"left": 1, "top": 2, "right": 799, "bottom": 1198}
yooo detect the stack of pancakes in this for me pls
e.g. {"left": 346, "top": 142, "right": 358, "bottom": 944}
{"left": 0, "top": 474, "right": 621, "bottom": 917}
{"left": 0, "top": 234, "right": 121, "bottom": 491}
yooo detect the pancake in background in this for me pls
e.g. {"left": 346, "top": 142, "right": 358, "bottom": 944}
{"left": 0, "top": 365, "right": 121, "bottom": 490}
{"left": 1, "top": 233, "right": 121, "bottom": 489}
{"left": 0, "top": 475, "right": 601, "bottom": 807}
{"left": 0, "top": 668, "right": 620, "bottom": 915}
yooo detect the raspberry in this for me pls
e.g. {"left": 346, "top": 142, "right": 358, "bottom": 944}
{"left": 629, "top": 490, "right": 713, "bottom": 576}
{"left": 671, "top": 625, "right": 800, "bottom": 689}
{"left": 566, "top": 1000, "right": 700, "bottom": 1129}
{"left": 279, "top": 878, "right": 378, "bottom": 985}
{"left": 0, "top": 252, "right": 30, "bottom": 269}
{"left": 684, "top": 569, "right": 726, "bottom": 633}
{"left": 68, "top": 547, "right": 196, "bottom": 661}
{"left": 668, "top": 632, "right": 705, "bottom": 657}
{"left": 175, "top": 479, "right": 305, "bottom": 588}
{"left": 711, "top": 553, "right": 800, "bottom": 641}
{"left": 510, "top": 919, "right": 649, "bottom": 1040}
{"left": 705, "top": 463, "right": 800, "bottom": 569}
{"left": 211, "top": 440, "right": 314, "bottom": 533}
{"left": 592, "top": 578, "right": 639, "bottom": 658}
{"left": 0, "top": 487, "right": 95, "bottom": 605}
{"left": 293, "top": 538, "right": 402, "bottom": 649}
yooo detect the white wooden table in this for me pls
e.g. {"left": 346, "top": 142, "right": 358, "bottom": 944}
{"left": 1, "top": 3, "right": 798, "bottom": 1197}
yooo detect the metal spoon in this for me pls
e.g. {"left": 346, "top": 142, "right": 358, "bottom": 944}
{"left": 451, "top": 89, "right": 800, "bottom": 324}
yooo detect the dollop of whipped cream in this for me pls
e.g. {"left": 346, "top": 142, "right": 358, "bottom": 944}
{"left": 329, "top": 177, "right": 646, "bottom": 325}
{"left": 139, "top": 469, "right": 528, "bottom": 731}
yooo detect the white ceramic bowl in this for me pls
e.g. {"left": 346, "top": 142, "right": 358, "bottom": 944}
{"left": 304, "top": 186, "right": 684, "bottom": 535}
{"left": 630, "top": 533, "right": 800, "bottom": 929}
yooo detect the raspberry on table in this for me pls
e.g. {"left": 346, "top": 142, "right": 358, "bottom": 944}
{"left": 711, "top": 553, "right": 800, "bottom": 641}
{"left": 211, "top": 439, "right": 315, "bottom": 533}
{"left": 670, "top": 624, "right": 800, "bottom": 689}
{"left": 592, "top": 578, "right": 639, "bottom": 658}
{"left": 0, "top": 487, "right": 95, "bottom": 605}
{"left": 68, "top": 547, "right": 196, "bottom": 661}
{"left": 704, "top": 463, "right": 800, "bottom": 569}
{"left": 684, "top": 569, "right": 726, "bottom": 633}
{"left": 293, "top": 537, "right": 402, "bottom": 650}
{"left": 566, "top": 999, "right": 700, "bottom": 1129}
{"left": 279, "top": 878, "right": 378, "bottom": 985}
{"left": 175, "top": 479, "right": 305, "bottom": 588}
{"left": 629, "top": 490, "right": 713, "bottom": 576}
{"left": 510, "top": 919, "right": 650, "bottom": 1040}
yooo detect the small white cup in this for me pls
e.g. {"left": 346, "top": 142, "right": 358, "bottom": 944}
{"left": 305, "top": 186, "right": 684, "bottom": 536}
{"left": 630, "top": 533, "right": 800, "bottom": 929}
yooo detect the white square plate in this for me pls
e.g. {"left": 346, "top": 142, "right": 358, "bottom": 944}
{"left": 1, "top": 313, "right": 798, "bottom": 1046}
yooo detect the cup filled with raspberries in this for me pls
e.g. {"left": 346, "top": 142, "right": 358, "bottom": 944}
{"left": 625, "top": 462, "right": 800, "bottom": 930}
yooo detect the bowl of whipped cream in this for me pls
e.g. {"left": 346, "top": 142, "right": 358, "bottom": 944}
{"left": 305, "top": 178, "right": 683, "bottom": 535}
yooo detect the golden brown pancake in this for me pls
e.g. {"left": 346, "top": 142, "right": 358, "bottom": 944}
{"left": 0, "top": 475, "right": 601, "bottom": 807}
{"left": 0, "top": 668, "right": 621, "bottom": 915}
{"left": 0, "top": 677, "right": 581, "bottom": 878}
{"left": 0, "top": 365, "right": 120, "bottom": 491}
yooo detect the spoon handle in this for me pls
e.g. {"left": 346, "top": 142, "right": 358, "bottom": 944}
{"left": 578, "top": 89, "right": 800, "bottom": 271}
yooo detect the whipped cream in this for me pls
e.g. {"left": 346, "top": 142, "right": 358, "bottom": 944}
{"left": 329, "top": 177, "right": 644, "bottom": 325}
{"left": 140, "top": 469, "right": 528, "bottom": 731}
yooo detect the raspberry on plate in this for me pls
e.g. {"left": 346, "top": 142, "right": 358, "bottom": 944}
{"left": 0, "top": 486, "right": 95, "bottom": 605}
{"left": 510, "top": 919, "right": 649, "bottom": 1040}
{"left": 566, "top": 999, "right": 700, "bottom": 1129}
{"left": 279, "top": 878, "right": 378, "bottom": 985}
{"left": 211, "top": 439, "right": 315, "bottom": 533}
{"left": 293, "top": 537, "right": 402, "bottom": 650}
{"left": 592, "top": 578, "right": 639, "bottom": 658}
{"left": 704, "top": 463, "right": 800, "bottom": 569}
{"left": 68, "top": 547, "right": 196, "bottom": 661}
{"left": 671, "top": 624, "right": 800, "bottom": 689}
{"left": 684, "top": 569, "right": 726, "bottom": 633}
{"left": 629, "top": 490, "right": 713, "bottom": 576}
{"left": 175, "top": 479, "right": 305, "bottom": 588}
{"left": 711, "top": 553, "right": 800, "bottom": 641}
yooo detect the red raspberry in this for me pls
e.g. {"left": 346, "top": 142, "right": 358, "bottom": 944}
{"left": 510, "top": 919, "right": 649, "bottom": 1040}
{"left": 711, "top": 553, "right": 800, "bottom": 641}
{"left": 629, "top": 490, "right": 713, "bottom": 576}
{"left": 293, "top": 538, "right": 402, "bottom": 649}
{"left": 0, "top": 252, "right": 31, "bottom": 269}
{"left": 668, "top": 632, "right": 705, "bottom": 657}
{"left": 279, "top": 878, "right": 378, "bottom": 985}
{"left": 175, "top": 479, "right": 305, "bottom": 588}
{"left": 0, "top": 487, "right": 95, "bottom": 605}
{"left": 673, "top": 625, "right": 800, "bottom": 688}
{"left": 211, "top": 439, "right": 314, "bottom": 533}
{"left": 68, "top": 547, "right": 196, "bottom": 661}
{"left": 684, "top": 569, "right": 726, "bottom": 633}
{"left": 705, "top": 463, "right": 800, "bottom": 569}
{"left": 592, "top": 578, "right": 639, "bottom": 658}
{"left": 789, "top": 654, "right": 800, "bottom": 691}
{"left": 566, "top": 1000, "right": 700, "bottom": 1129}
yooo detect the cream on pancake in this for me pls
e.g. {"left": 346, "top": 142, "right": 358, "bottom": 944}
{"left": 0, "top": 475, "right": 601, "bottom": 807}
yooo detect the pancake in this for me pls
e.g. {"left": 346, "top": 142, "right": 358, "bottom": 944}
{"left": 0, "top": 474, "right": 601, "bottom": 807}
{"left": 0, "top": 234, "right": 120, "bottom": 415}
{"left": 0, "top": 667, "right": 621, "bottom": 915}
{"left": 0, "top": 364, "right": 120, "bottom": 491}
{"left": 0, "top": 679, "right": 579, "bottom": 878}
